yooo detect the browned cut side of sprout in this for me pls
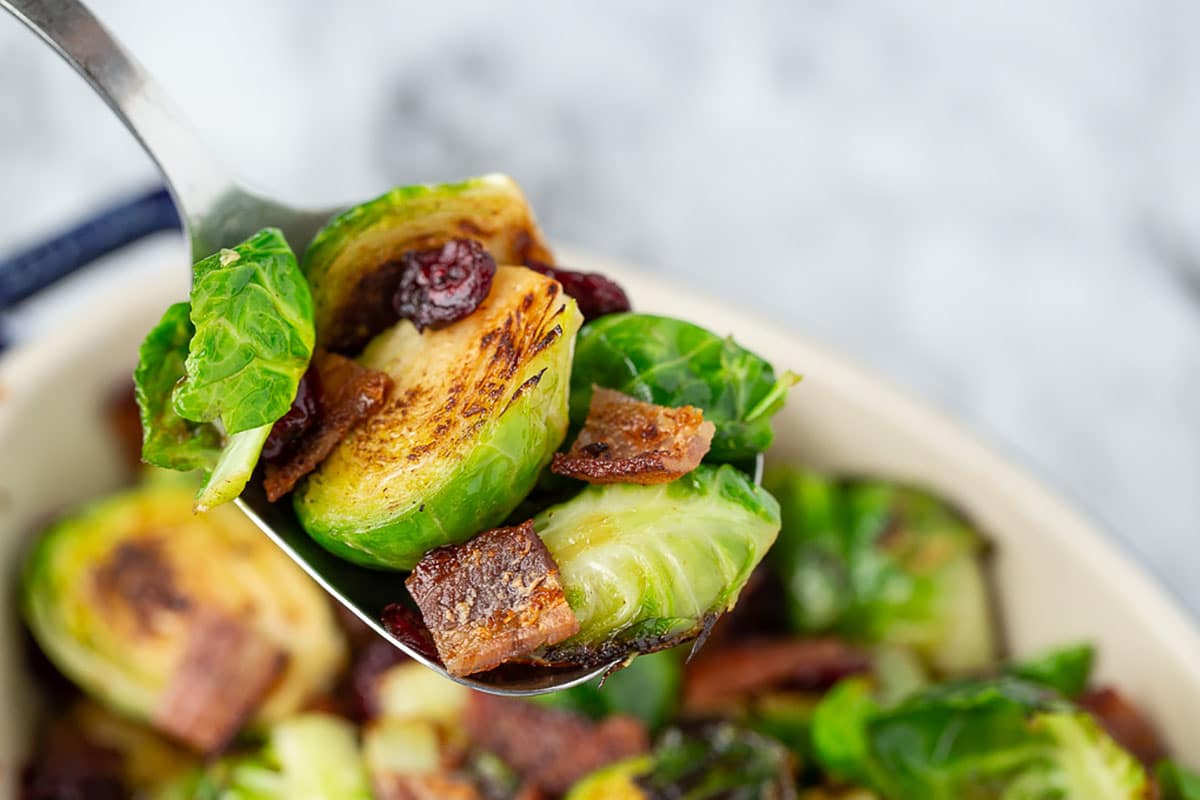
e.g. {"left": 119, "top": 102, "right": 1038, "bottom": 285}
{"left": 550, "top": 387, "right": 714, "bottom": 485}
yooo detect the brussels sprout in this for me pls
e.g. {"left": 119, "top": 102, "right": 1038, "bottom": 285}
{"left": 810, "top": 676, "right": 1151, "bottom": 800}
{"left": 1007, "top": 642, "right": 1094, "bottom": 698}
{"left": 531, "top": 464, "right": 781, "bottom": 665}
{"left": 569, "top": 313, "right": 798, "bottom": 462}
{"left": 303, "top": 174, "right": 554, "bottom": 349}
{"left": 22, "top": 481, "right": 345, "bottom": 738}
{"left": 531, "top": 649, "right": 683, "bottom": 731}
{"left": 135, "top": 228, "right": 314, "bottom": 510}
{"left": 373, "top": 661, "right": 469, "bottom": 725}
{"left": 295, "top": 266, "right": 583, "bottom": 569}
{"left": 764, "top": 467, "right": 996, "bottom": 674}
{"left": 152, "top": 714, "right": 372, "bottom": 800}
{"left": 566, "top": 724, "right": 797, "bottom": 800}
{"left": 1158, "top": 760, "right": 1200, "bottom": 800}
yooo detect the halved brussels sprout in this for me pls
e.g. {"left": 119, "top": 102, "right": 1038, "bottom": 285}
{"left": 565, "top": 724, "right": 796, "bottom": 800}
{"left": 810, "top": 676, "right": 1151, "bottom": 800}
{"left": 532, "top": 464, "right": 781, "bottom": 665}
{"left": 303, "top": 174, "right": 554, "bottom": 350}
{"left": 765, "top": 467, "right": 997, "bottom": 675}
{"left": 22, "top": 480, "right": 345, "bottom": 736}
{"left": 294, "top": 266, "right": 582, "bottom": 570}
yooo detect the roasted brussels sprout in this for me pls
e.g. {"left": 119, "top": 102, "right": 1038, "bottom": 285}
{"left": 811, "top": 676, "right": 1151, "bottom": 799}
{"left": 569, "top": 313, "right": 797, "bottom": 462}
{"left": 135, "top": 228, "right": 314, "bottom": 510}
{"left": 566, "top": 723, "right": 797, "bottom": 800}
{"left": 22, "top": 480, "right": 345, "bottom": 749}
{"left": 532, "top": 464, "right": 781, "bottom": 665}
{"left": 303, "top": 174, "right": 554, "bottom": 350}
{"left": 764, "top": 468, "right": 996, "bottom": 674}
{"left": 154, "top": 713, "right": 372, "bottom": 800}
{"left": 295, "top": 266, "right": 583, "bottom": 569}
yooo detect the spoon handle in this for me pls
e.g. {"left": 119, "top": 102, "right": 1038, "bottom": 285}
{"left": 2, "top": 0, "right": 233, "bottom": 241}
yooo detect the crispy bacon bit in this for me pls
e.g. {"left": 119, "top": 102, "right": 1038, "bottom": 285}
{"left": 683, "top": 636, "right": 871, "bottom": 713}
{"left": 551, "top": 387, "right": 715, "bottom": 484}
{"left": 524, "top": 260, "right": 631, "bottom": 321}
{"left": 1078, "top": 687, "right": 1167, "bottom": 765}
{"left": 153, "top": 609, "right": 286, "bottom": 752}
{"left": 465, "top": 694, "right": 649, "bottom": 795}
{"left": 405, "top": 521, "right": 579, "bottom": 677}
{"left": 373, "top": 775, "right": 481, "bottom": 800}
{"left": 263, "top": 350, "right": 392, "bottom": 501}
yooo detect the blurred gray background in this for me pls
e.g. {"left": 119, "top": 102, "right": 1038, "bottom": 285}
{"left": 3, "top": 2, "right": 1199, "bottom": 610}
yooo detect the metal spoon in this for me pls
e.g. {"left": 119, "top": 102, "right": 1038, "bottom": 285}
{"left": 2, "top": 0, "right": 615, "bottom": 694}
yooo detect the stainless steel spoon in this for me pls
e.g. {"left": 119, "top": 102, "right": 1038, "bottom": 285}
{"left": 2, "top": 0, "right": 614, "bottom": 694}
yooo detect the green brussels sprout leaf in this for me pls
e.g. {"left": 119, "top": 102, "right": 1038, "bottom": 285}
{"left": 1007, "top": 642, "right": 1095, "bottom": 698}
{"left": 1158, "top": 760, "right": 1200, "bottom": 800}
{"left": 134, "top": 228, "right": 314, "bottom": 510}
{"left": 569, "top": 313, "right": 798, "bottom": 462}
{"left": 134, "top": 302, "right": 222, "bottom": 472}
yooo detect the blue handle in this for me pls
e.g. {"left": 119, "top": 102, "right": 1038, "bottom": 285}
{"left": 0, "top": 186, "right": 180, "bottom": 313}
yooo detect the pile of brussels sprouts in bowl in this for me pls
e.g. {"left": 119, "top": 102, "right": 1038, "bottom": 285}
{"left": 15, "top": 174, "right": 1200, "bottom": 798}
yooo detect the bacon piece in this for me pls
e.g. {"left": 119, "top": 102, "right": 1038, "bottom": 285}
{"left": 551, "top": 388, "right": 714, "bottom": 484}
{"left": 405, "top": 521, "right": 579, "bottom": 677}
{"left": 465, "top": 694, "right": 649, "bottom": 795}
{"left": 683, "top": 636, "right": 871, "bottom": 713}
{"left": 153, "top": 609, "right": 287, "bottom": 752}
{"left": 1078, "top": 687, "right": 1167, "bottom": 765}
{"left": 263, "top": 350, "right": 392, "bottom": 501}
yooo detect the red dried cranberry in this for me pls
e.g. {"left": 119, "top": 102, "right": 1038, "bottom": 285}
{"left": 524, "top": 260, "right": 631, "bottom": 321}
{"left": 393, "top": 239, "right": 496, "bottom": 332}
{"left": 262, "top": 365, "right": 322, "bottom": 461}
{"left": 381, "top": 603, "right": 441, "bottom": 664}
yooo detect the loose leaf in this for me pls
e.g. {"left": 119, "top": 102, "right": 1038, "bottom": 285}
{"left": 569, "top": 313, "right": 797, "bottom": 461}
{"left": 1008, "top": 642, "right": 1095, "bottom": 698}
{"left": 134, "top": 302, "right": 222, "bottom": 472}
{"left": 174, "top": 228, "right": 315, "bottom": 434}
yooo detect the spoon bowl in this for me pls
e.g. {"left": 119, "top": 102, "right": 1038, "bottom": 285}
{"left": 1, "top": 0, "right": 620, "bottom": 693}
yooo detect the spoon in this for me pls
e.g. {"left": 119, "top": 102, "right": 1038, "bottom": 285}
{"left": 2, "top": 0, "right": 614, "bottom": 694}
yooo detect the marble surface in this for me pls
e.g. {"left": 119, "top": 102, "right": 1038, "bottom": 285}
{"left": 3, "top": 1, "right": 1200, "bottom": 612}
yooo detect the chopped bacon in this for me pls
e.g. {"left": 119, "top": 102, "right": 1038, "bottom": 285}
{"left": 465, "top": 694, "right": 649, "bottom": 795}
{"left": 683, "top": 636, "right": 871, "bottom": 713}
{"left": 405, "top": 521, "right": 579, "bottom": 677}
{"left": 263, "top": 350, "right": 392, "bottom": 501}
{"left": 152, "top": 609, "right": 287, "bottom": 752}
{"left": 1079, "top": 687, "right": 1167, "bottom": 765}
{"left": 551, "top": 387, "right": 715, "bottom": 484}
{"left": 373, "top": 775, "right": 481, "bottom": 800}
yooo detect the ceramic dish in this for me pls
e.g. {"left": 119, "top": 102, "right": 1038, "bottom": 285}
{"left": 2, "top": 250, "right": 1198, "bottom": 796}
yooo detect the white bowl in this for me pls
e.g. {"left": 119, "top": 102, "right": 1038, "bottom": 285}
{"left": 2, "top": 252, "right": 1198, "bottom": 792}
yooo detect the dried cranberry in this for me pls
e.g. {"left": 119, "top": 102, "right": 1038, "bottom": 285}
{"left": 381, "top": 603, "right": 441, "bottom": 664}
{"left": 524, "top": 260, "right": 631, "bottom": 321}
{"left": 263, "top": 365, "right": 322, "bottom": 461}
{"left": 393, "top": 239, "right": 496, "bottom": 332}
